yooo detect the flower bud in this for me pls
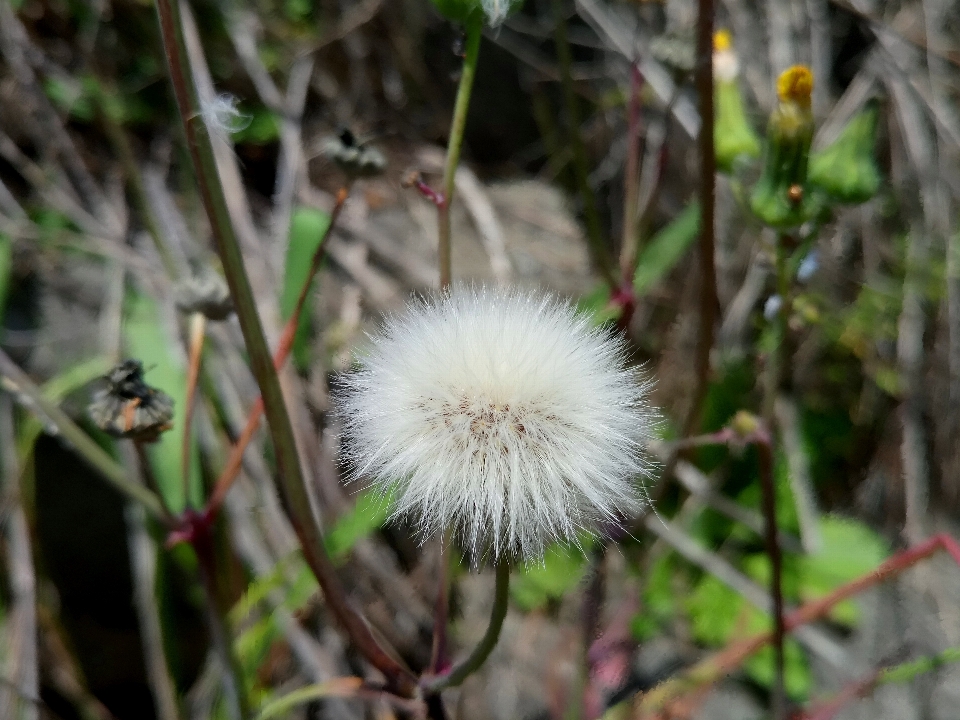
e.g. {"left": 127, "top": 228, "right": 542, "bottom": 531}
{"left": 713, "top": 30, "right": 760, "bottom": 173}
{"left": 808, "top": 99, "right": 881, "bottom": 204}
{"left": 750, "top": 66, "right": 820, "bottom": 229}
{"left": 89, "top": 360, "right": 174, "bottom": 443}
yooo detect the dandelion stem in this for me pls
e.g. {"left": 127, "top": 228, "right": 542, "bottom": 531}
{"left": 151, "top": 0, "right": 415, "bottom": 694}
{"left": 424, "top": 560, "right": 510, "bottom": 692}
{"left": 429, "top": 536, "right": 451, "bottom": 675}
{"left": 203, "top": 187, "right": 349, "bottom": 518}
{"left": 438, "top": 17, "right": 482, "bottom": 290}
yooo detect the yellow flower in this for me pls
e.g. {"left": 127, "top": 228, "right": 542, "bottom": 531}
{"left": 777, "top": 65, "right": 813, "bottom": 109}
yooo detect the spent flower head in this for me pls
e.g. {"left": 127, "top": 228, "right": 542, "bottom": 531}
{"left": 89, "top": 360, "right": 174, "bottom": 442}
{"left": 335, "top": 286, "right": 658, "bottom": 563}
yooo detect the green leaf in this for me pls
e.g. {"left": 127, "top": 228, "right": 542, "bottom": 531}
{"left": 687, "top": 571, "right": 810, "bottom": 699}
{"left": 798, "top": 516, "right": 888, "bottom": 625}
{"left": 632, "top": 554, "right": 679, "bottom": 640}
{"left": 281, "top": 207, "right": 330, "bottom": 370}
{"left": 324, "top": 488, "right": 395, "bottom": 561}
{"left": 632, "top": 201, "right": 701, "bottom": 295}
{"left": 577, "top": 202, "right": 701, "bottom": 327}
{"left": 255, "top": 679, "right": 364, "bottom": 720}
{"left": 511, "top": 538, "right": 593, "bottom": 611}
{"left": 123, "top": 291, "right": 201, "bottom": 512}
{"left": 232, "top": 107, "right": 281, "bottom": 145}
{"left": 17, "top": 356, "right": 113, "bottom": 459}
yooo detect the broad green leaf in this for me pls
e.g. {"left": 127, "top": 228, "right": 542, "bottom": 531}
{"left": 232, "top": 107, "right": 281, "bottom": 145}
{"left": 281, "top": 207, "right": 330, "bottom": 369}
{"left": 577, "top": 202, "right": 701, "bottom": 326}
{"left": 687, "top": 571, "right": 810, "bottom": 699}
{"left": 324, "top": 488, "right": 395, "bottom": 561}
{"left": 511, "top": 538, "right": 593, "bottom": 611}
{"left": 255, "top": 678, "right": 363, "bottom": 720}
{"left": 632, "top": 201, "right": 700, "bottom": 295}
{"left": 124, "top": 291, "right": 201, "bottom": 512}
{"left": 798, "top": 516, "right": 887, "bottom": 625}
{"left": 632, "top": 554, "right": 679, "bottom": 640}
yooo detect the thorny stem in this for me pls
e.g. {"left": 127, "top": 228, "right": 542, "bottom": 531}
{"left": 552, "top": 0, "right": 615, "bottom": 288}
{"left": 437, "top": 18, "right": 482, "bottom": 290}
{"left": 152, "top": 0, "right": 415, "bottom": 695}
{"left": 755, "top": 429, "right": 786, "bottom": 719}
{"left": 685, "top": 0, "right": 718, "bottom": 436}
{"left": 636, "top": 533, "right": 960, "bottom": 715}
{"left": 0, "top": 348, "right": 169, "bottom": 522}
{"left": 182, "top": 311, "right": 205, "bottom": 507}
{"left": 423, "top": 560, "right": 510, "bottom": 693}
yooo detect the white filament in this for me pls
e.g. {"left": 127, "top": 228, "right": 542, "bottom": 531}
{"left": 335, "top": 286, "right": 658, "bottom": 563}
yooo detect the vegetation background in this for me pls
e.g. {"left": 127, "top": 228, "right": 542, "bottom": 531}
{"left": 0, "top": 0, "right": 959, "bottom": 718}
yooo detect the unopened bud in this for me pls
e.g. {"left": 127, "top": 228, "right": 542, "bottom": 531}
{"left": 750, "top": 66, "right": 821, "bottom": 228}
{"left": 713, "top": 30, "right": 760, "bottom": 173}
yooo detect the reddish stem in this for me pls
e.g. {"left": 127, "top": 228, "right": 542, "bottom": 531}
{"left": 685, "top": 0, "right": 718, "bottom": 436}
{"left": 637, "top": 533, "right": 960, "bottom": 715}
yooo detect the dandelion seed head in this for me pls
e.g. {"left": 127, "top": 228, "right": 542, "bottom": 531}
{"left": 335, "top": 286, "right": 659, "bottom": 564}
{"left": 480, "top": 0, "right": 512, "bottom": 26}
{"left": 198, "top": 93, "right": 252, "bottom": 142}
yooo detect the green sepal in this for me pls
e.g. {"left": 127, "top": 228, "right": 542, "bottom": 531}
{"left": 808, "top": 99, "right": 881, "bottom": 205}
{"left": 714, "top": 79, "right": 761, "bottom": 173}
{"left": 750, "top": 100, "right": 819, "bottom": 229}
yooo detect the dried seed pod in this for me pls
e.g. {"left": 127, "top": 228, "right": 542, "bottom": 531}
{"left": 175, "top": 272, "right": 234, "bottom": 320}
{"left": 88, "top": 360, "right": 174, "bottom": 443}
{"left": 320, "top": 129, "right": 387, "bottom": 179}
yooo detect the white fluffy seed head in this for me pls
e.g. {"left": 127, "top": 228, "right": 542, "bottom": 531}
{"left": 334, "top": 286, "right": 659, "bottom": 564}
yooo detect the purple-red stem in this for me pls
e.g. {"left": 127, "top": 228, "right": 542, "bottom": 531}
{"left": 755, "top": 427, "right": 787, "bottom": 719}
{"left": 686, "top": 0, "right": 718, "bottom": 436}
{"left": 637, "top": 533, "right": 960, "bottom": 715}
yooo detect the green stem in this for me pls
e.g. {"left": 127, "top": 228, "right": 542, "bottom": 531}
{"left": 0, "top": 348, "right": 168, "bottom": 521}
{"left": 763, "top": 234, "right": 792, "bottom": 419}
{"left": 152, "top": 0, "right": 415, "bottom": 695}
{"left": 437, "top": 17, "right": 482, "bottom": 290}
{"left": 424, "top": 560, "right": 510, "bottom": 692}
